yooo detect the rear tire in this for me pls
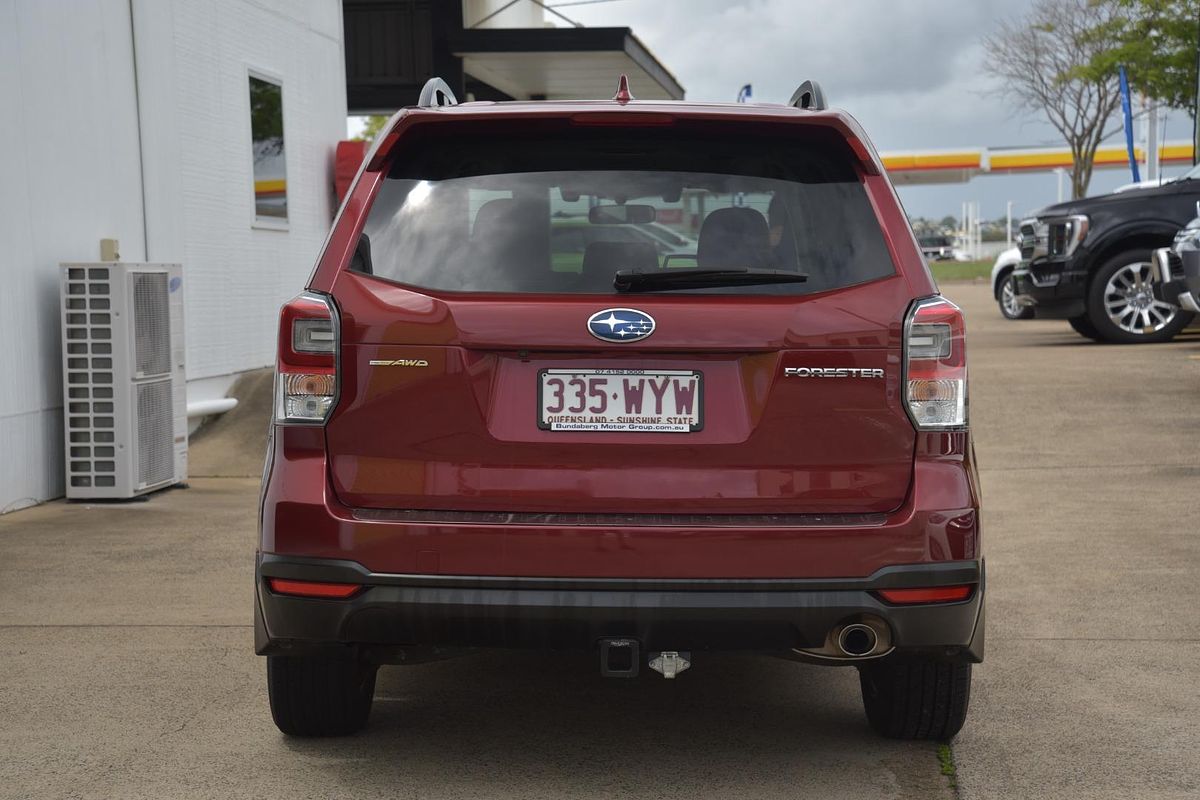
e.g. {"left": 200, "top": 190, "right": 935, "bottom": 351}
{"left": 1085, "top": 249, "right": 1194, "bottom": 343}
{"left": 267, "top": 654, "right": 377, "bottom": 737}
{"left": 859, "top": 659, "right": 971, "bottom": 740}
{"left": 1068, "top": 314, "right": 1102, "bottom": 341}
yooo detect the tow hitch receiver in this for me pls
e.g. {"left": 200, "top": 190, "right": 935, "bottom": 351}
{"left": 599, "top": 638, "right": 640, "bottom": 677}
{"left": 648, "top": 651, "right": 691, "bottom": 679}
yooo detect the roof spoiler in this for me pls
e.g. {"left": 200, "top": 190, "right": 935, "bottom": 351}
{"left": 368, "top": 75, "right": 877, "bottom": 176}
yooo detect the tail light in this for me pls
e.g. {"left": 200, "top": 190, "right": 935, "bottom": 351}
{"left": 903, "top": 297, "right": 966, "bottom": 430}
{"left": 275, "top": 292, "right": 338, "bottom": 424}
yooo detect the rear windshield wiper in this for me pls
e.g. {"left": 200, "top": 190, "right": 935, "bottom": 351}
{"left": 614, "top": 268, "right": 808, "bottom": 293}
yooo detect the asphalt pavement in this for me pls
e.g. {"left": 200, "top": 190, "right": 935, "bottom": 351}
{"left": 1, "top": 281, "right": 1198, "bottom": 799}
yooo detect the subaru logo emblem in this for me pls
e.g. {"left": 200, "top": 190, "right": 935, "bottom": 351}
{"left": 587, "top": 308, "right": 655, "bottom": 343}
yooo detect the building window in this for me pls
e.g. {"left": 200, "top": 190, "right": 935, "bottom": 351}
{"left": 248, "top": 74, "right": 287, "bottom": 222}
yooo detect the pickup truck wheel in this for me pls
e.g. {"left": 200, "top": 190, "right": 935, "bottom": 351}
{"left": 996, "top": 271, "right": 1034, "bottom": 319}
{"left": 1086, "top": 250, "right": 1194, "bottom": 343}
{"left": 859, "top": 659, "right": 971, "bottom": 740}
{"left": 1067, "top": 314, "right": 1102, "bottom": 341}
{"left": 267, "top": 655, "right": 377, "bottom": 737}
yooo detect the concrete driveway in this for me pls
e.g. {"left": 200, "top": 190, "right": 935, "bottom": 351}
{"left": 1, "top": 281, "right": 1198, "bottom": 799}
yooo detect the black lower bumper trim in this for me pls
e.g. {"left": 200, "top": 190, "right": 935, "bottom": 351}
{"left": 256, "top": 555, "right": 985, "bottom": 662}
{"left": 257, "top": 553, "right": 982, "bottom": 593}
{"left": 1014, "top": 265, "right": 1088, "bottom": 319}
{"left": 1030, "top": 299, "right": 1088, "bottom": 320}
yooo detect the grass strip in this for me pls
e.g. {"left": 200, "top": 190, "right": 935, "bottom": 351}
{"left": 929, "top": 260, "right": 992, "bottom": 281}
{"left": 937, "top": 743, "right": 958, "bottom": 790}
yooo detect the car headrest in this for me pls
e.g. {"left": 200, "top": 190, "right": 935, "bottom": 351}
{"left": 472, "top": 198, "right": 518, "bottom": 239}
{"left": 697, "top": 207, "right": 770, "bottom": 269}
{"left": 580, "top": 240, "right": 659, "bottom": 291}
{"left": 466, "top": 199, "right": 550, "bottom": 287}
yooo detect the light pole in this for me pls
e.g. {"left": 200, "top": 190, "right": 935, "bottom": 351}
{"left": 1006, "top": 201, "right": 1013, "bottom": 249}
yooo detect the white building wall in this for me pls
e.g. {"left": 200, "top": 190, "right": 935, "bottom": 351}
{"left": 0, "top": 0, "right": 346, "bottom": 513}
{"left": 0, "top": 0, "right": 148, "bottom": 512}
{"left": 133, "top": 0, "right": 347, "bottom": 381}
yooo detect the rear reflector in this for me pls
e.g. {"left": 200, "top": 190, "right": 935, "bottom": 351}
{"left": 876, "top": 585, "right": 973, "bottom": 605}
{"left": 267, "top": 578, "right": 361, "bottom": 599}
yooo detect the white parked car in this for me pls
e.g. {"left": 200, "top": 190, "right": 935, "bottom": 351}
{"left": 991, "top": 247, "right": 1033, "bottom": 319}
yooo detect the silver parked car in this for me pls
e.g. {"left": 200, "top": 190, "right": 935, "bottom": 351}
{"left": 991, "top": 247, "right": 1033, "bottom": 319}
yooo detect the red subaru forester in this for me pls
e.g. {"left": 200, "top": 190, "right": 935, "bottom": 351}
{"left": 255, "top": 78, "right": 983, "bottom": 740}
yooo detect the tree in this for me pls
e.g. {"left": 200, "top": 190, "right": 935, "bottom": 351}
{"left": 356, "top": 115, "right": 391, "bottom": 142}
{"left": 1080, "top": 0, "right": 1199, "bottom": 114}
{"left": 985, "top": 0, "right": 1128, "bottom": 199}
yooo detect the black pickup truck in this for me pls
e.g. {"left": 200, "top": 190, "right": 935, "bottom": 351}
{"left": 1013, "top": 167, "right": 1200, "bottom": 343}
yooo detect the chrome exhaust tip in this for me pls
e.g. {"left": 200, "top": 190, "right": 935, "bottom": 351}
{"left": 836, "top": 623, "right": 879, "bottom": 657}
{"left": 789, "top": 617, "right": 892, "bottom": 661}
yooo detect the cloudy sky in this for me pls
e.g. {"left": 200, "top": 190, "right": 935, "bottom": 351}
{"left": 557, "top": 0, "right": 1192, "bottom": 222}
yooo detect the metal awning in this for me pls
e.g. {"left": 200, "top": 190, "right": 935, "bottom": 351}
{"left": 449, "top": 27, "right": 684, "bottom": 101}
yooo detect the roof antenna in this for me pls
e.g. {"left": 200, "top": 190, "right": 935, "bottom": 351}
{"left": 613, "top": 74, "right": 634, "bottom": 104}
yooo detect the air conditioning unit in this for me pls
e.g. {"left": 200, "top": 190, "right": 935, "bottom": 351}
{"left": 59, "top": 263, "right": 187, "bottom": 499}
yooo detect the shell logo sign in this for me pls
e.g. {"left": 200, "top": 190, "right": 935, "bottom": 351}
{"left": 881, "top": 142, "right": 1194, "bottom": 185}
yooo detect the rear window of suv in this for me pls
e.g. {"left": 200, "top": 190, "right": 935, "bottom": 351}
{"left": 353, "top": 124, "right": 895, "bottom": 295}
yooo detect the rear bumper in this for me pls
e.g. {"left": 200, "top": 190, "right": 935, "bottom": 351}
{"left": 255, "top": 554, "right": 985, "bottom": 663}
{"left": 259, "top": 427, "right": 983, "bottom": 662}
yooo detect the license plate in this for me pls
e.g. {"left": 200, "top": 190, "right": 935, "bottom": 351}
{"left": 538, "top": 369, "right": 703, "bottom": 432}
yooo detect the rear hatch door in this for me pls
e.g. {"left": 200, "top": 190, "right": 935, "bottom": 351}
{"left": 325, "top": 120, "right": 916, "bottom": 514}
